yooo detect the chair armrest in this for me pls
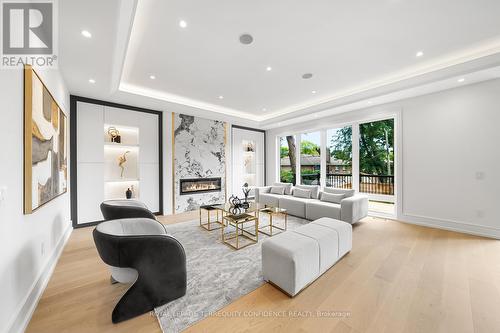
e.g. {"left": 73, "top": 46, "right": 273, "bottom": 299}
{"left": 254, "top": 186, "right": 271, "bottom": 202}
{"left": 100, "top": 203, "right": 157, "bottom": 221}
{"left": 340, "top": 195, "right": 368, "bottom": 224}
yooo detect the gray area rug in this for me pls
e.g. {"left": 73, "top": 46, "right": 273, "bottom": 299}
{"left": 155, "top": 214, "right": 308, "bottom": 332}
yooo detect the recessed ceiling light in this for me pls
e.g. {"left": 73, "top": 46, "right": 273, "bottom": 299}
{"left": 179, "top": 20, "right": 187, "bottom": 28}
{"left": 367, "top": 101, "right": 373, "bottom": 104}
{"left": 311, "top": 90, "right": 317, "bottom": 94}
{"left": 149, "top": 75, "right": 156, "bottom": 80}
{"left": 302, "top": 73, "right": 313, "bottom": 79}
{"left": 81, "top": 30, "right": 92, "bottom": 38}
{"left": 266, "top": 66, "right": 272, "bottom": 72}
{"left": 88, "top": 79, "right": 96, "bottom": 84}
{"left": 218, "top": 95, "right": 224, "bottom": 99}
{"left": 457, "top": 78, "right": 465, "bottom": 83}
{"left": 239, "top": 34, "right": 253, "bottom": 45}
{"left": 416, "top": 51, "right": 424, "bottom": 57}
{"left": 262, "top": 108, "right": 267, "bottom": 112}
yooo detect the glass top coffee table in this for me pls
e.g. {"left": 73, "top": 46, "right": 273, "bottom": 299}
{"left": 258, "top": 206, "right": 288, "bottom": 236}
{"left": 210, "top": 202, "right": 287, "bottom": 249}
{"left": 214, "top": 203, "right": 261, "bottom": 250}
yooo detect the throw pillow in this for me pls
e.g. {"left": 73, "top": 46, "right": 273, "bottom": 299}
{"left": 323, "top": 187, "right": 355, "bottom": 198}
{"left": 293, "top": 188, "right": 311, "bottom": 199}
{"left": 320, "top": 192, "right": 345, "bottom": 204}
{"left": 273, "top": 182, "right": 293, "bottom": 195}
{"left": 270, "top": 186, "right": 285, "bottom": 195}
{"left": 294, "top": 184, "right": 319, "bottom": 199}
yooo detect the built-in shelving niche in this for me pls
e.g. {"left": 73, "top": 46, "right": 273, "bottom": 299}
{"left": 103, "top": 124, "right": 140, "bottom": 200}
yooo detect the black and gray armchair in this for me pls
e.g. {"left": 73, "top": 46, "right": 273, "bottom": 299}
{"left": 93, "top": 218, "right": 187, "bottom": 323}
{"left": 100, "top": 200, "right": 156, "bottom": 220}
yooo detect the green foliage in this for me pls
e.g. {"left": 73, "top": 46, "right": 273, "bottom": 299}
{"left": 280, "top": 146, "right": 289, "bottom": 158}
{"left": 330, "top": 127, "right": 352, "bottom": 162}
{"left": 359, "top": 119, "right": 394, "bottom": 175}
{"left": 330, "top": 120, "right": 394, "bottom": 175}
{"left": 281, "top": 140, "right": 320, "bottom": 158}
{"left": 300, "top": 140, "right": 320, "bottom": 156}
{"left": 280, "top": 169, "right": 295, "bottom": 183}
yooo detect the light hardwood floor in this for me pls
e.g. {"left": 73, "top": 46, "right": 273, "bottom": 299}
{"left": 26, "top": 213, "right": 500, "bottom": 333}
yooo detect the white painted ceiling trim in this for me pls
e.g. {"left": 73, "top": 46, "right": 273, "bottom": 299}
{"left": 116, "top": 1, "right": 500, "bottom": 126}
{"left": 63, "top": 0, "right": 500, "bottom": 129}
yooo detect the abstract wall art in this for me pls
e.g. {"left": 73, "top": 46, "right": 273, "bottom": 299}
{"left": 24, "top": 65, "right": 67, "bottom": 214}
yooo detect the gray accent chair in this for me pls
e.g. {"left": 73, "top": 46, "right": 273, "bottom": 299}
{"left": 255, "top": 184, "right": 368, "bottom": 224}
{"left": 93, "top": 218, "right": 186, "bottom": 323}
{"left": 100, "top": 200, "right": 156, "bottom": 221}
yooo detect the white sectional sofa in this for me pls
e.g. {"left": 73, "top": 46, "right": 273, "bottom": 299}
{"left": 255, "top": 183, "right": 368, "bottom": 224}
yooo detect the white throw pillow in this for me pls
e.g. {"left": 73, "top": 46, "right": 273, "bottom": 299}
{"left": 323, "top": 187, "right": 355, "bottom": 198}
{"left": 294, "top": 184, "right": 320, "bottom": 199}
{"left": 293, "top": 188, "right": 311, "bottom": 199}
{"left": 321, "top": 192, "right": 345, "bottom": 204}
{"left": 270, "top": 186, "right": 285, "bottom": 195}
{"left": 273, "top": 182, "right": 293, "bottom": 195}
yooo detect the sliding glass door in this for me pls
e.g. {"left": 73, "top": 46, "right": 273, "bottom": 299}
{"left": 359, "top": 118, "right": 395, "bottom": 214}
{"left": 326, "top": 126, "right": 352, "bottom": 189}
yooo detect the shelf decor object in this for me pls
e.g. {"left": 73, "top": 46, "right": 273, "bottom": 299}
{"left": 23, "top": 65, "right": 68, "bottom": 214}
{"left": 107, "top": 126, "right": 121, "bottom": 143}
{"left": 118, "top": 151, "right": 130, "bottom": 178}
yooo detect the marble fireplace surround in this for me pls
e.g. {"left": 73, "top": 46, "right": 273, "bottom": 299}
{"left": 173, "top": 113, "right": 227, "bottom": 213}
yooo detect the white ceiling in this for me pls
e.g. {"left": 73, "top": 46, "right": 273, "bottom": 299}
{"left": 60, "top": 0, "right": 500, "bottom": 128}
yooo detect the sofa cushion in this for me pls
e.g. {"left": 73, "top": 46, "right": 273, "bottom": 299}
{"left": 305, "top": 200, "right": 341, "bottom": 221}
{"left": 270, "top": 186, "right": 285, "bottom": 195}
{"left": 320, "top": 192, "right": 345, "bottom": 204}
{"left": 262, "top": 231, "right": 320, "bottom": 296}
{"left": 259, "top": 193, "right": 281, "bottom": 207}
{"left": 273, "top": 182, "right": 293, "bottom": 195}
{"left": 279, "top": 196, "right": 311, "bottom": 218}
{"left": 293, "top": 223, "right": 340, "bottom": 274}
{"left": 293, "top": 188, "right": 311, "bottom": 199}
{"left": 323, "top": 187, "right": 355, "bottom": 198}
{"left": 311, "top": 218, "right": 353, "bottom": 258}
{"left": 294, "top": 185, "right": 320, "bottom": 199}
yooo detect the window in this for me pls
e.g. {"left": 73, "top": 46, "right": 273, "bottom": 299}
{"left": 300, "top": 132, "right": 321, "bottom": 185}
{"left": 359, "top": 119, "right": 394, "bottom": 195}
{"left": 279, "top": 135, "right": 296, "bottom": 185}
{"left": 326, "top": 126, "right": 352, "bottom": 188}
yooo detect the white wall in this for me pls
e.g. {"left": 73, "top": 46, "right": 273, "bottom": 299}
{"left": 0, "top": 67, "right": 72, "bottom": 333}
{"left": 266, "top": 79, "right": 500, "bottom": 239}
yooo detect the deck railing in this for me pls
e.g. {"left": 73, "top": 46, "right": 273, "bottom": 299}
{"left": 284, "top": 173, "right": 395, "bottom": 195}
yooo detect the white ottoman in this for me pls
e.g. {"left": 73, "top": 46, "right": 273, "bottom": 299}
{"left": 262, "top": 217, "right": 352, "bottom": 296}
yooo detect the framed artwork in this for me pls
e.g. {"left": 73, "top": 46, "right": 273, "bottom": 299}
{"left": 24, "top": 65, "right": 67, "bottom": 214}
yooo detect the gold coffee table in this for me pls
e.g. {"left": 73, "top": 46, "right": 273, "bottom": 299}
{"left": 199, "top": 205, "right": 224, "bottom": 231}
{"left": 221, "top": 212, "right": 258, "bottom": 250}
{"left": 258, "top": 206, "right": 287, "bottom": 236}
{"left": 214, "top": 202, "right": 262, "bottom": 250}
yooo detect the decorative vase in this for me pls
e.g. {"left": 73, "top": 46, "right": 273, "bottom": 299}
{"left": 126, "top": 188, "right": 132, "bottom": 199}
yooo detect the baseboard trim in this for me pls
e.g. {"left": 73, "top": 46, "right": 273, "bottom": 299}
{"left": 399, "top": 213, "right": 500, "bottom": 240}
{"left": 7, "top": 223, "right": 73, "bottom": 333}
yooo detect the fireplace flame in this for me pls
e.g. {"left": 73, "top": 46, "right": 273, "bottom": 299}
{"left": 185, "top": 183, "right": 218, "bottom": 192}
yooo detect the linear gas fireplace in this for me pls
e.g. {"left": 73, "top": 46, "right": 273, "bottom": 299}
{"left": 180, "top": 177, "right": 222, "bottom": 195}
